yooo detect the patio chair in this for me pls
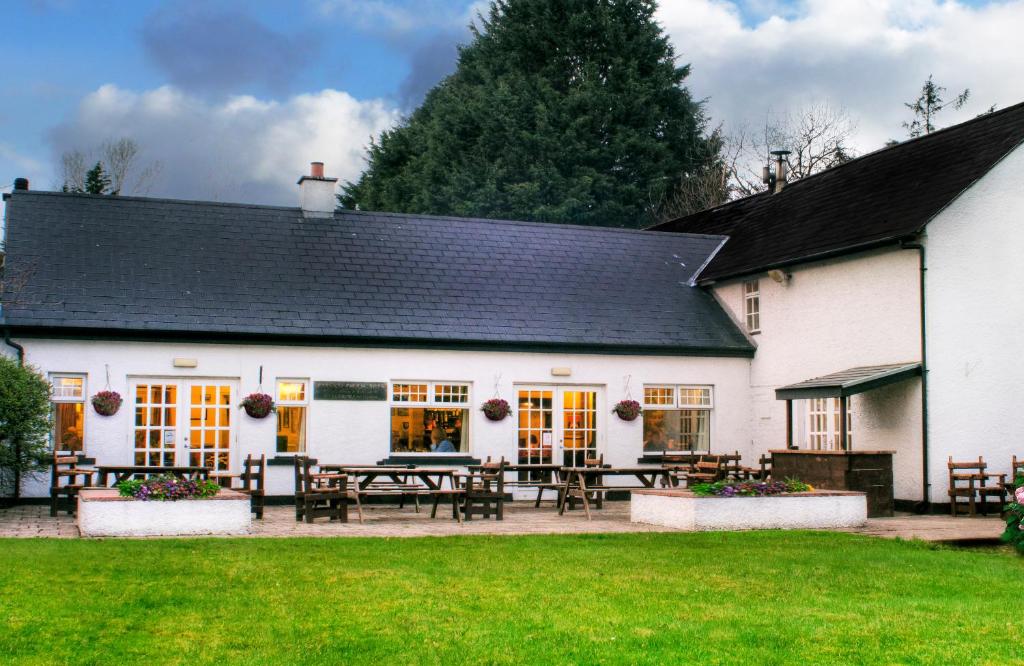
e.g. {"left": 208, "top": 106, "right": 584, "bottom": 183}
{"left": 722, "top": 451, "right": 745, "bottom": 480}
{"left": 232, "top": 454, "right": 266, "bottom": 519}
{"left": 460, "top": 459, "right": 505, "bottom": 521}
{"left": 1012, "top": 456, "right": 1024, "bottom": 482}
{"left": 947, "top": 456, "right": 986, "bottom": 517}
{"left": 299, "top": 458, "right": 351, "bottom": 524}
{"left": 49, "top": 452, "right": 94, "bottom": 517}
{"left": 975, "top": 457, "right": 1006, "bottom": 516}
{"left": 687, "top": 456, "right": 725, "bottom": 487}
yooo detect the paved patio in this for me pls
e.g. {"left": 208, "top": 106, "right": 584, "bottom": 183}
{"left": 0, "top": 501, "right": 1008, "bottom": 541}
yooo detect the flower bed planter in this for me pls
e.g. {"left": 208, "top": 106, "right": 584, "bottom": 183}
{"left": 630, "top": 488, "right": 867, "bottom": 531}
{"left": 78, "top": 488, "right": 251, "bottom": 537}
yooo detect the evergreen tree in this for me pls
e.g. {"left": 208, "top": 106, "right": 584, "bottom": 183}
{"left": 903, "top": 75, "right": 969, "bottom": 138}
{"left": 83, "top": 162, "right": 112, "bottom": 195}
{"left": 341, "top": 0, "right": 720, "bottom": 228}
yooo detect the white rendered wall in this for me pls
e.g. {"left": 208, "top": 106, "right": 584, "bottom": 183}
{"left": 923, "top": 143, "right": 1024, "bottom": 503}
{"left": 18, "top": 339, "right": 751, "bottom": 497}
{"left": 711, "top": 248, "right": 924, "bottom": 501}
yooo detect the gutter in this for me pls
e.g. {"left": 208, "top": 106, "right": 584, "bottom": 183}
{"left": 901, "top": 241, "right": 930, "bottom": 513}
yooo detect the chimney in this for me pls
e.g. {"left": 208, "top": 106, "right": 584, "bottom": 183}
{"left": 297, "top": 161, "right": 337, "bottom": 218}
{"left": 13, "top": 178, "right": 28, "bottom": 191}
{"left": 769, "top": 150, "right": 791, "bottom": 194}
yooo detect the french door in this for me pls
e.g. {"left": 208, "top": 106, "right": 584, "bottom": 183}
{"left": 806, "top": 397, "right": 852, "bottom": 450}
{"left": 516, "top": 386, "right": 601, "bottom": 467}
{"left": 132, "top": 379, "right": 237, "bottom": 471}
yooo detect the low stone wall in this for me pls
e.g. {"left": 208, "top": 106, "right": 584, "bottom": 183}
{"left": 630, "top": 489, "right": 867, "bottom": 531}
{"left": 78, "top": 488, "right": 251, "bottom": 537}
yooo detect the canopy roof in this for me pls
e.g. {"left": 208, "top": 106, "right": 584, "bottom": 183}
{"left": 774, "top": 363, "right": 922, "bottom": 400}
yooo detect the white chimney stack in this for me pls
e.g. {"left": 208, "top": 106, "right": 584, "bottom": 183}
{"left": 297, "top": 161, "right": 338, "bottom": 218}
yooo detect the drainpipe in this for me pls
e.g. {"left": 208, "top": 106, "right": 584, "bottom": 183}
{"left": 3, "top": 329, "right": 24, "bottom": 365}
{"left": 901, "top": 241, "right": 930, "bottom": 513}
{"left": 2, "top": 329, "right": 24, "bottom": 501}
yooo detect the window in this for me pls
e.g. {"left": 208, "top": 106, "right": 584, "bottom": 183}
{"left": 51, "top": 374, "right": 85, "bottom": 452}
{"left": 744, "top": 280, "right": 760, "bottom": 333}
{"left": 276, "top": 380, "right": 308, "bottom": 453}
{"left": 390, "top": 381, "right": 469, "bottom": 454}
{"left": 642, "top": 385, "right": 713, "bottom": 453}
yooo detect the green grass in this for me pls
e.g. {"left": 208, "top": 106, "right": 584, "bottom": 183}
{"left": 1, "top": 532, "right": 1021, "bottom": 665}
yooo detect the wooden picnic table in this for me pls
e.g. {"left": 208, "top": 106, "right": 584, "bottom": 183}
{"left": 96, "top": 465, "right": 210, "bottom": 487}
{"left": 558, "top": 466, "right": 673, "bottom": 520}
{"left": 318, "top": 465, "right": 464, "bottom": 521}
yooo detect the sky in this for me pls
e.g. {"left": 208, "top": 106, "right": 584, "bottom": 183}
{"left": 2, "top": 0, "right": 1024, "bottom": 212}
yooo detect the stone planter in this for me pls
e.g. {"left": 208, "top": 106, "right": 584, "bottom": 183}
{"left": 630, "top": 488, "right": 867, "bottom": 531}
{"left": 78, "top": 488, "right": 251, "bottom": 537}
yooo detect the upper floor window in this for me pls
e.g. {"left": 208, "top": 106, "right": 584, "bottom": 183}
{"left": 276, "top": 379, "right": 308, "bottom": 453}
{"left": 642, "top": 385, "right": 713, "bottom": 453}
{"left": 51, "top": 374, "right": 86, "bottom": 452}
{"left": 744, "top": 280, "right": 760, "bottom": 333}
{"left": 390, "top": 381, "right": 470, "bottom": 454}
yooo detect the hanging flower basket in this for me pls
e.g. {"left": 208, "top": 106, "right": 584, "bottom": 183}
{"left": 240, "top": 392, "right": 275, "bottom": 419}
{"left": 613, "top": 399, "right": 642, "bottom": 421}
{"left": 481, "top": 398, "right": 511, "bottom": 421}
{"left": 91, "top": 390, "right": 123, "bottom": 416}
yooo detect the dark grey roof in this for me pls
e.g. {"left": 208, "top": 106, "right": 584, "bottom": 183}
{"left": 775, "top": 363, "right": 921, "bottom": 400}
{"left": 1, "top": 191, "right": 752, "bottom": 355}
{"left": 652, "top": 101, "right": 1024, "bottom": 282}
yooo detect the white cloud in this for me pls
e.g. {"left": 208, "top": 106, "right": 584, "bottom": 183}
{"left": 48, "top": 84, "right": 401, "bottom": 205}
{"left": 657, "top": 0, "right": 1024, "bottom": 152}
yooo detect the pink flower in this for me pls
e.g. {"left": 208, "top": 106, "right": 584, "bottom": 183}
{"left": 1015, "top": 486, "right": 1024, "bottom": 504}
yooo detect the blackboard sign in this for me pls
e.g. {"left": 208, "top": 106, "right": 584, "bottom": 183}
{"left": 313, "top": 381, "right": 387, "bottom": 401}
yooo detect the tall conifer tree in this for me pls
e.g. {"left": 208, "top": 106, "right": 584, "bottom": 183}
{"left": 341, "top": 0, "right": 721, "bottom": 228}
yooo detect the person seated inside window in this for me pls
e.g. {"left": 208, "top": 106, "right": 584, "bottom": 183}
{"left": 429, "top": 427, "right": 456, "bottom": 453}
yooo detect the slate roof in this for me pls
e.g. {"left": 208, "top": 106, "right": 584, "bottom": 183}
{"left": 650, "top": 101, "right": 1024, "bottom": 283}
{"left": 774, "top": 363, "right": 922, "bottom": 400}
{"left": 0, "top": 191, "right": 752, "bottom": 355}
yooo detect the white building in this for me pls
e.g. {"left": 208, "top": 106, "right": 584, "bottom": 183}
{"left": 5, "top": 103, "right": 1024, "bottom": 508}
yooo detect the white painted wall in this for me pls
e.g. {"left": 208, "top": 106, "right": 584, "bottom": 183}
{"left": 710, "top": 247, "right": 924, "bottom": 501}
{"left": 923, "top": 142, "right": 1024, "bottom": 503}
{"left": 19, "top": 339, "right": 751, "bottom": 497}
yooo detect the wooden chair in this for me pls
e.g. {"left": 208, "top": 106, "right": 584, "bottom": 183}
{"left": 1012, "top": 456, "right": 1024, "bottom": 483}
{"left": 948, "top": 456, "right": 986, "bottom": 516}
{"left": 233, "top": 454, "right": 266, "bottom": 519}
{"left": 49, "top": 453, "right": 94, "bottom": 517}
{"left": 299, "top": 458, "right": 350, "bottom": 524}
{"left": 976, "top": 457, "right": 1006, "bottom": 516}
{"left": 687, "top": 456, "right": 725, "bottom": 486}
{"left": 722, "top": 451, "right": 745, "bottom": 480}
{"left": 460, "top": 459, "right": 505, "bottom": 521}
{"left": 740, "top": 454, "right": 772, "bottom": 481}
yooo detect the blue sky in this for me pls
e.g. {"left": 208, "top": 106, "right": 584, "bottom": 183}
{"left": 2, "top": 0, "right": 1023, "bottom": 206}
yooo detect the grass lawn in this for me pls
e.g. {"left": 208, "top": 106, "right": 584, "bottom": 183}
{"left": 1, "top": 531, "right": 1021, "bottom": 665}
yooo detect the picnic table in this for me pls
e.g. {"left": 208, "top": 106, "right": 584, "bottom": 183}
{"left": 96, "top": 465, "right": 210, "bottom": 487}
{"left": 319, "top": 465, "right": 464, "bottom": 521}
{"left": 557, "top": 466, "right": 673, "bottom": 520}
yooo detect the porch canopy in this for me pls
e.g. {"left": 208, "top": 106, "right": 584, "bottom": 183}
{"left": 774, "top": 363, "right": 922, "bottom": 401}
{"left": 774, "top": 362, "right": 921, "bottom": 449}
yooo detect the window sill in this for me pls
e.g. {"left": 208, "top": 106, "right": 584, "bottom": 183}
{"left": 637, "top": 453, "right": 710, "bottom": 464}
{"left": 268, "top": 454, "right": 306, "bottom": 466}
{"left": 378, "top": 455, "right": 481, "bottom": 466}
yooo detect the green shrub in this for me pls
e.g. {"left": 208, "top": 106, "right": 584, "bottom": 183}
{"left": 1001, "top": 475, "right": 1024, "bottom": 554}
{"left": 0, "top": 357, "right": 53, "bottom": 498}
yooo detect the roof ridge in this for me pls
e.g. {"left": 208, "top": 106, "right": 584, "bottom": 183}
{"left": 10, "top": 190, "right": 301, "bottom": 213}
{"left": 654, "top": 98, "right": 1024, "bottom": 229}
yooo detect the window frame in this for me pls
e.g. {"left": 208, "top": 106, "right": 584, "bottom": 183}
{"left": 275, "top": 378, "right": 309, "bottom": 454}
{"left": 641, "top": 384, "right": 714, "bottom": 454}
{"left": 743, "top": 279, "right": 760, "bottom": 334}
{"left": 389, "top": 381, "right": 471, "bottom": 455}
{"left": 50, "top": 373, "right": 87, "bottom": 452}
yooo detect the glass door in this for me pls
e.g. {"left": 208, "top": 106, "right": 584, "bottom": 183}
{"left": 131, "top": 379, "right": 236, "bottom": 470}
{"left": 559, "top": 388, "right": 599, "bottom": 466}
{"left": 516, "top": 386, "right": 601, "bottom": 473}
{"left": 133, "top": 382, "right": 179, "bottom": 466}
{"left": 186, "top": 382, "right": 235, "bottom": 471}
